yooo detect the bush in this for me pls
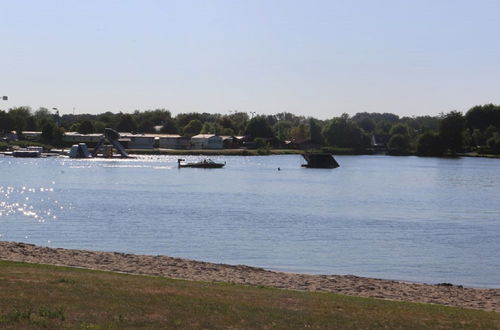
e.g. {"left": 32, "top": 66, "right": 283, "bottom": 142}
{"left": 487, "top": 134, "right": 500, "bottom": 154}
{"left": 0, "top": 142, "right": 9, "bottom": 151}
{"left": 387, "top": 134, "right": 411, "bottom": 154}
{"left": 257, "top": 147, "right": 270, "bottom": 155}
{"left": 417, "top": 133, "right": 445, "bottom": 157}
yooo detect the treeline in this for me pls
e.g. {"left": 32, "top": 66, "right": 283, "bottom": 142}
{"left": 1, "top": 104, "right": 500, "bottom": 155}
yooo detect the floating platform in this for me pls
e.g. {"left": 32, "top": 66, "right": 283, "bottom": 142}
{"left": 301, "top": 153, "right": 339, "bottom": 169}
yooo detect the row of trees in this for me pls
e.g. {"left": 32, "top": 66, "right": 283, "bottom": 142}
{"left": 1, "top": 104, "right": 500, "bottom": 155}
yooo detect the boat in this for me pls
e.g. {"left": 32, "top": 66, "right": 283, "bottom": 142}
{"left": 177, "top": 158, "right": 225, "bottom": 168}
{"left": 301, "top": 152, "right": 339, "bottom": 168}
{"left": 12, "top": 146, "right": 43, "bottom": 158}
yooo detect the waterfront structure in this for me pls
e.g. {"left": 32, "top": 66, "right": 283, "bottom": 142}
{"left": 63, "top": 132, "right": 102, "bottom": 144}
{"left": 63, "top": 132, "right": 155, "bottom": 149}
{"left": 118, "top": 133, "right": 155, "bottom": 149}
{"left": 22, "top": 131, "right": 43, "bottom": 141}
{"left": 191, "top": 134, "right": 223, "bottom": 149}
{"left": 158, "top": 134, "right": 183, "bottom": 149}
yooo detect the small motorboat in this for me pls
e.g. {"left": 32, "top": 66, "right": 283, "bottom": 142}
{"left": 177, "top": 158, "right": 225, "bottom": 168}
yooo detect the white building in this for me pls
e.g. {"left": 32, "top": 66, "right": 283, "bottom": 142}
{"left": 191, "top": 134, "right": 223, "bottom": 149}
{"left": 63, "top": 132, "right": 103, "bottom": 144}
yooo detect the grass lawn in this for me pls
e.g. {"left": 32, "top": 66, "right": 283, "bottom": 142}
{"left": 0, "top": 260, "right": 498, "bottom": 329}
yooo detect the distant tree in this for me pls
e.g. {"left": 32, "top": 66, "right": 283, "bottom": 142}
{"left": 227, "top": 112, "right": 249, "bottom": 135}
{"left": 388, "top": 134, "right": 410, "bottom": 154}
{"left": 275, "top": 112, "right": 302, "bottom": 125}
{"left": 402, "top": 115, "right": 440, "bottom": 133}
{"left": 96, "top": 112, "right": 116, "bottom": 127}
{"left": 245, "top": 116, "right": 274, "bottom": 139}
{"left": 471, "top": 128, "right": 486, "bottom": 147}
{"left": 52, "top": 126, "right": 65, "bottom": 147}
{"left": 309, "top": 118, "right": 323, "bottom": 144}
{"left": 9, "top": 106, "right": 32, "bottom": 120}
{"left": 487, "top": 134, "right": 500, "bottom": 154}
{"left": 12, "top": 116, "right": 26, "bottom": 133}
{"left": 357, "top": 117, "right": 375, "bottom": 133}
{"left": 322, "top": 114, "right": 365, "bottom": 148}
{"left": 274, "top": 121, "right": 292, "bottom": 141}
{"left": 254, "top": 138, "right": 270, "bottom": 152}
{"left": 289, "top": 123, "right": 309, "bottom": 141}
{"left": 439, "top": 111, "right": 464, "bottom": 154}
{"left": 0, "top": 111, "right": 14, "bottom": 134}
{"left": 416, "top": 132, "right": 444, "bottom": 156}
{"left": 200, "top": 122, "right": 221, "bottom": 135}
{"left": 25, "top": 116, "right": 37, "bottom": 131}
{"left": 41, "top": 122, "right": 55, "bottom": 143}
{"left": 389, "top": 123, "right": 409, "bottom": 136}
{"left": 160, "top": 118, "right": 179, "bottom": 134}
{"left": 93, "top": 121, "right": 106, "bottom": 133}
{"left": 183, "top": 119, "right": 203, "bottom": 136}
{"left": 137, "top": 118, "right": 155, "bottom": 133}
{"left": 69, "top": 123, "right": 81, "bottom": 132}
{"left": 485, "top": 125, "right": 498, "bottom": 139}
{"left": 374, "top": 121, "right": 392, "bottom": 134}
{"left": 218, "top": 116, "right": 236, "bottom": 133}
{"left": 9, "top": 107, "right": 32, "bottom": 133}
{"left": 220, "top": 127, "right": 235, "bottom": 136}
{"left": 176, "top": 113, "right": 204, "bottom": 129}
{"left": 34, "top": 108, "right": 54, "bottom": 129}
{"left": 144, "top": 109, "right": 172, "bottom": 125}
{"left": 116, "top": 114, "right": 138, "bottom": 133}
{"left": 78, "top": 120, "right": 95, "bottom": 134}
{"left": 352, "top": 112, "right": 399, "bottom": 125}
{"left": 465, "top": 104, "right": 500, "bottom": 131}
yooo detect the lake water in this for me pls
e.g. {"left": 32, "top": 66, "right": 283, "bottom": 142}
{"left": 1, "top": 154, "right": 499, "bottom": 288}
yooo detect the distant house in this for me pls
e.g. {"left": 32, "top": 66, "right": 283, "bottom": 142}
{"left": 177, "top": 137, "right": 191, "bottom": 149}
{"left": 5, "top": 131, "right": 18, "bottom": 141}
{"left": 220, "top": 136, "right": 238, "bottom": 149}
{"left": 233, "top": 136, "right": 247, "bottom": 144}
{"left": 22, "top": 131, "right": 43, "bottom": 141}
{"left": 158, "top": 134, "right": 183, "bottom": 149}
{"left": 118, "top": 133, "right": 155, "bottom": 149}
{"left": 63, "top": 132, "right": 103, "bottom": 145}
{"left": 191, "top": 134, "right": 223, "bottom": 149}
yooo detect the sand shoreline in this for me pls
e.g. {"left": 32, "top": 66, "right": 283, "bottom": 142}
{"left": 1, "top": 241, "right": 498, "bottom": 312}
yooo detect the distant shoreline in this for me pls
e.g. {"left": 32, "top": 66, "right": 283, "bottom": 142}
{"left": 127, "top": 149, "right": 500, "bottom": 158}
{"left": 1, "top": 241, "right": 498, "bottom": 312}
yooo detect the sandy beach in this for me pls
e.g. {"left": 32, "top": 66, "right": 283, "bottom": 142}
{"left": 1, "top": 241, "right": 498, "bottom": 312}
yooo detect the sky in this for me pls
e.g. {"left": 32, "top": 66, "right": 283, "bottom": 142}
{"left": 1, "top": 0, "right": 500, "bottom": 119}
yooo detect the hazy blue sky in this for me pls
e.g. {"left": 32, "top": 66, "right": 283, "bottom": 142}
{"left": 1, "top": 0, "right": 499, "bottom": 118}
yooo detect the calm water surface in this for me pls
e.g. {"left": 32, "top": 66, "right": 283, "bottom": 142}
{"left": 1, "top": 154, "right": 499, "bottom": 287}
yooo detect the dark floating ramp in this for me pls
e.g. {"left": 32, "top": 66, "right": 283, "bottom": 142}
{"left": 301, "top": 153, "right": 340, "bottom": 168}
{"left": 92, "top": 128, "right": 131, "bottom": 158}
